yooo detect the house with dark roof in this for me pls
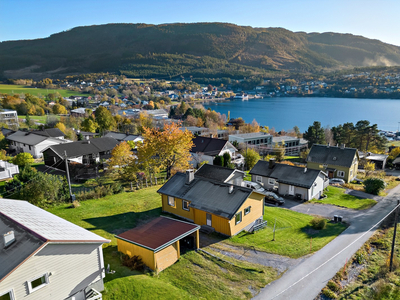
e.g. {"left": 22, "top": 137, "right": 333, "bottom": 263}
{"left": 190, "top": 136, "right": 244, "bottom": 167}
{"left": 7, "top": 131, "right": 70, "bottom": 158}
{"left": 194, "top": 164, "right": 245, "bottom": 186}
{"left": 104, "top": 132, "right": 144, "bottom": 144}
{"left": 157, "top": 170, "right": 265, "bottom": 236}
{"left": 42, "top": 137, "right": 119, "bottom": 171}
{"left": 0, "top": 198, "right": 109, "bottom": 300}
{"left": 250, "top": 159, "right": 328, "bottom": 201}
{"left": 306, "top": 144, "right": 359, "bottom": 183}
{"left": 116, "top": 216, "right": 200, "bottom": 272}
{"left": 32, "top": 128, "right": 65, "bottom": 139}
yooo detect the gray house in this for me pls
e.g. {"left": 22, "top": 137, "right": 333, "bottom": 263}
{"left": 0, "top": 199, "right": 110, "bottom": 300}
{"left": 249, "top": 159, "right": 328, "bottom": 201}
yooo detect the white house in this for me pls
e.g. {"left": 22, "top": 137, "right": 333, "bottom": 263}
{"left": 0, "top": 199, "right": 110, "bottom": 300}
{"left": 0, "top": 110, "right": 18, "bottom": 127}
{"left": 190, "top": 136, "right": 244, "bottom": 167}
{"left": 249, "top": 159, "right": 328, "bottom": 201}
{"left": 7, "top": 131, "right": 70, "bottom": 158}
{"left": 0, "top": 161, "right": 19, "bottom": 180}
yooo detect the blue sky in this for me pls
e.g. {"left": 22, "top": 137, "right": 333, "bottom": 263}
{"left": 1, "top": 0, "right": 399, "bottom": 46}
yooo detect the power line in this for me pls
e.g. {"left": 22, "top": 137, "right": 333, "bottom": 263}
{"left": 270, "top": 201, "right": 400, "bottom": 300}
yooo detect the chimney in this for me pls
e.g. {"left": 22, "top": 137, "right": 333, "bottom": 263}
{"left": 229, "top": 185, "right": 234, "bottom": 194}
{"left": 3, "top": 231, "right": 15, "bottom": 248}
{"left": 341, "top": 144, "right": 345, "bottom": 149}
{"left": 304, "top": 167, "right": 307, "bottom": 173}
{"left": 327, "top": 143, "right": 330, "bottom": 148}
{"left": 186, "top": 169, "right": 194, "bottom": 184}
{"left": 269, "top": 158, "right": 276, "bottom": 169}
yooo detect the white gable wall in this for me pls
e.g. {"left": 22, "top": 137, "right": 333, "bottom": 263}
{"left": 9, "top": 139, "right": 67, "bottom": 158}
{"left": 0, "top": 243, "right": 104, "bottom": 300}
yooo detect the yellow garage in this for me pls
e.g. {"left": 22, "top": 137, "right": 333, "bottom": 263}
{"left": 116, "top": 216, "right": 200, "bottom": 272}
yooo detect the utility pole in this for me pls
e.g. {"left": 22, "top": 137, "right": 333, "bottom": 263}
{"left": 272, "top": 218, "right": 277, "bottom": 241}
{"left": 64, "top": 151, "right": 74, "bottom": 202}
{"left": 390, "top": 200, "right": 400, "bottom": 272}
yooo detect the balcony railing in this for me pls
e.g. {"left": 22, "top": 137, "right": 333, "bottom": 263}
{"left": 86, "top": 288, "right": 102, "bottom": 300}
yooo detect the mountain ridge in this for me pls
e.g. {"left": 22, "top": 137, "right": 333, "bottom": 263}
{"left": 1, "top": 22, "right": 399, "bottom": 79}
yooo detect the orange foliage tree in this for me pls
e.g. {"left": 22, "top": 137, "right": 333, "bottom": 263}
{"left": 138, "top": 123, "right": 193, "bottom": 179}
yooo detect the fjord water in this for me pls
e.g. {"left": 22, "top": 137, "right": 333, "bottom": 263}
{"left": 205, "top": 97, "right": 400, "bottom": 132}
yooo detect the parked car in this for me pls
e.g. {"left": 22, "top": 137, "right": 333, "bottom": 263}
{"left": 264, "top": 191, "right": 285, "bottom": 206}
{"left": 329, "top": 178, "right": 345, "bottom": 185}
{"left": 242, "top": 181, "right": 268, "bottom": 196}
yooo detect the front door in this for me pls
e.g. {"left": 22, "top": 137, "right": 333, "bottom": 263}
{"left": 328, "top": 171, "right": 334, "bottom": 178}
{"left": 206, "top": 213, "right": 212, "bottom": 226}
{"left": 288, "top": 185, "right": 295, "bottom": 196}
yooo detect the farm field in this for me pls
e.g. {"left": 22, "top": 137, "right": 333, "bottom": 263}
{"left": 0, "top": 84, "right": 88, "bottom": 97}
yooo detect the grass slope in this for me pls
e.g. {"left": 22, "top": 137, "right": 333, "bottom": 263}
{"left": 0, "top": 84, "right": 87, "bottom": 97}
{"left": 47, "top": 187, "right": 278, "bottom": 299}
{"left": 228, "top": 206, "right": 347, "bottom": 258}
{"left": 313, "top": 186, "right": 377, "bottom": 210}
{"left": 18, "top": 115, "right": 60, "bottom": 124}
{"left": 321, "top": 228, "right": 400, "bottom": 299}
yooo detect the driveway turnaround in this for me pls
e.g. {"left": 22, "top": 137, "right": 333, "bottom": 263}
{"left": 254, "top": 190, "right": 400, "bottom": 300}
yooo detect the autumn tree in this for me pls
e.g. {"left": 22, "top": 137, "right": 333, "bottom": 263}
{"left": 108, "top": 142, "right": 137, "bottom": 181}
{"left": 55, "top": 122, "right": 67, "bottom": 134}
{"left": 52, "top": 103, "right": 68, "bottom": 115}
{"left": 13, "top": 153, "right": 34, "bottom": 167}
{"left": 95, "top": 107, "right": 115, "bottom": 133}
{"left": 137, "top": 123, "right": 193, "bottom": 179}
{"left": 242, "top": 148, "right": 260, "bottom": 170}
{"left": 81, "top": 117, "right": 99, "bottom": 133}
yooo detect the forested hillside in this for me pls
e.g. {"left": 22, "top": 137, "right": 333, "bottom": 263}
{"left": 1, "top": 23, "right": 400, "bottom": 79}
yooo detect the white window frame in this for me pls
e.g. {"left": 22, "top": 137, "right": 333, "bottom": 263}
{"left": 168, "top": 196, "right": 175, "bottom": 207}
{"left": 0, "top": 289, "right": 15, "bottom": 300}
{"left": 27, "top": 273, "right": 49, "bottom": 294}
{"left": 235, "top": 212, "right": 242, "bottom": 225}
{"left": 337, "top": 171, "right": 345, "bottom": 178}
{"left": 256, "top": 176, "right": 262, "bottom": 183}
{"left": 244, "top": 206, "right": 251, "bottom": 215}
{"left": 268, "top": 178, "right": 275, "bottom": 185}
{"left": 182, "top": 200, "right": 190, "bottom": 211}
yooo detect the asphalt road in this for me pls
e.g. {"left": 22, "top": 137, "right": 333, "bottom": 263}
{"left": 254, "top": 189, "right": 400, "bottom": 300}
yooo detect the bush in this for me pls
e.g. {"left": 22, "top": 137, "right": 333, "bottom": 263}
{"left": 327, "top": 280, "right": 340, "bottom": 292}
{"left": 322, "top": 288, "right": 337, "bottom": 299}
{"left": 70, "top": 200, "right": 81, "bottom": 208}
{"left": 355, "top": 250, "right": 367, "bottom": 264}
{"left": 364, "top": 178, "right": 385, "bottom": 195}
{"left": 12, "top": 152, "right": 34, "bottom": 167}
{"left": 121, "top": 254, "right": 144, "bottom": 271}
{"left": 310, "top": 217, "right": 327, "bottom": 230}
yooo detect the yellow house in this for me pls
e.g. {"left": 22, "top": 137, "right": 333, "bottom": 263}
{"left": 307, "top": 144, "right": 359, "bottom": 183}
{"left": 157, "top": 169, "right": 265, "bottom": 236}
{"left": 116, "top": 216, "right": 200, "bottom": 272}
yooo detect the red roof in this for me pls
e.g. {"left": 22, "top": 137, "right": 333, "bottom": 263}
{"left": 115, "top": 217, "right": 200, "bottom": 251}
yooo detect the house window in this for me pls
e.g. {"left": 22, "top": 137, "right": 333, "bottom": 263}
{"left": 350, "top": 170, "right": 353, "bottom": 177}
{"left": 256, "top": 176, "right": 262, "bottom": 183}
{"left": 27, "top": 273, "right": 49, "bottom": 294}
{"left": 182, "top": 200, "right": 190, "bottom": 211}
{"left": 168, "top": 196, "right": 175, "bottom": 207}
{"left": 268, "top": 178, "right": 275, "bottom": 185}
{"left": 235, "top": 212, "right": 242, "bottom": 225}
{"left": 337, "top": 171, "right": 345, "bottom": 178}
{"left": 244, "top": 206, "right": 251, "bottom": 215}
{"left": 0, "top": 290, "right": 15, "bottom": 300}
{"left": 29, "top": 145, "right": 31, "bottom": 150}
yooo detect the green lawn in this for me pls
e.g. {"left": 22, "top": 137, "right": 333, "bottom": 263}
{"left": 312, "top": 186, "right": 377, "bottom": 210}
{"left": 228, "top": 207, "right": 347, "bottom": 258}
{"left": 47, "top": 186, "right": 278, "bottom": 299}
{"left": 284, "top": 156, "right": 303, "bottom": 163}
{"left": 0, "top": 84, "right": 88, "bottom": 97}
{"left": 18, "top": 115, "right": 60, "bottom": 124}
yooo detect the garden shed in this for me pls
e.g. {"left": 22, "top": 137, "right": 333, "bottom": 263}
{"left": 115, "top": 216, "right": 200, "bottom": 272}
